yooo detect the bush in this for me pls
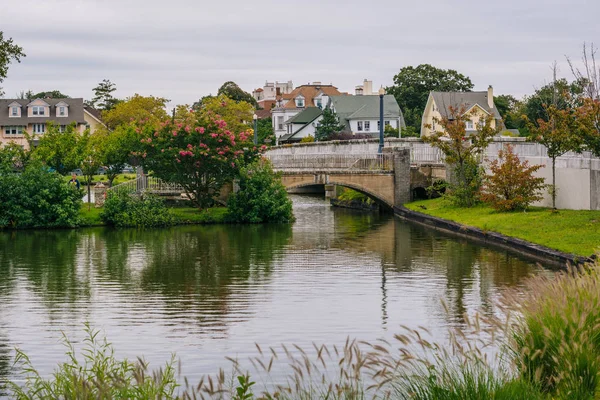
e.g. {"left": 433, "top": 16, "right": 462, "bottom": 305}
{"left": 338, "top": 187, "right": 373, "bottom": 205}
{"left": 480, "top": 144, "right": 546, "bottom": 211}
{"left": 300, "top": 135, "right": 315, "bottom": 143}
{"left": 101, "top": 191, "right": 174, "bottom": 227}
{"left": 446, "top": 158, "right": 484, "bottom": 207}
{"left": 226, "top": 160, "right": 294, "bottom": 223}
{"left": 0, "top": 163, "right": 82, "bottom": 228}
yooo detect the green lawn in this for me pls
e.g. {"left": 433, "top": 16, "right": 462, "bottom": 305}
{"left": 170, "top": 207, "right": 228, "bottom": 224}
{"left": 65, "top": 174, "right": 137, "bottom": 186}
{"left": 78, "top": 205, "right": 104, "bottom": 226}
{"left": 405, "top": 198, "right": 600, "bottom": 257}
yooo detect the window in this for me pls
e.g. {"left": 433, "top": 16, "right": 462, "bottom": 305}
{"left": 385, "top": 121, "right": 391, "bottom": 126}
{"left": 11, "top": 107, "right": 18, "bottom": 116}
{"left": 295, "top": 98, "right": 304, "bottom": 108}
{"left": 357, "top": 121, "right": 363, "bottom": 131}
{"left": 364, "top": 121, "right": 370, "bottom": 131}
{"left": 59, "top": 106, "right": 66, "bottom": 116}
{"left": 32, "top": 124, "right": 45, "bottom": 134}
{"left": 4, "top": 126, "right": 23, "bottom": 135}
{"left": 32, "top": 106, "right": 45, "bottom": 116}
{"left": 59, "top": 125, "right": 68, "bottom": 133}
{"left": 478, "top": 119, "right": 486, "bottom": 128}
{"left": 316, "top": 99, "right": 322, "bottom": 109}
{"left": 431, "top": 120, "right": 436, "bottom": 130}
{"left": 465, "top": 120, "right": 474, "bottom": 130}
{"left": 277, "top": 116, "right": 284, "bottom": 130}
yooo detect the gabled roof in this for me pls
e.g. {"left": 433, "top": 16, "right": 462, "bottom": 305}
{"left": 278, "top": 84, "right": 342, "bottom": 109}
{"left": 0, "top": 98, "right": 87, "bottom": 126}
{"left": 254, "top": 109, "right": 272, "bottom": 120}
{"left": 329, "top": 95, "right": 406, "bottom": 128}
{"left": 286, "top": 107, "right": 322, "bottom": 125}
{"left": 26, "top": 98, "right": 50, "bottom": 106}
{"left": 7, "top": 101, "right": 22, "bottom": 107}
{"left": 430, "top": 91, "right": 501, "bottom": 120}
{"left": 55, "top": 101, "right": 69, "bottom": 107}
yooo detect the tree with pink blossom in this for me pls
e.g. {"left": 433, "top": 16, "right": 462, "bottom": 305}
{"left": 138, "top": 110, "right": 263, "bottom": 208}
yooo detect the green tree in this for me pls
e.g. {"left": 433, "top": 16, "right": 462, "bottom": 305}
{"left": 576, "top": 98, "right": 600, "bottom": 157}
{"left": 315, "top": 107, "right": 345, "bottom": 141}
{"left": 138, "top": 110, "right": 260, "bottom": 208}
{"left": 527, "top": 105, "right": 581, "bottom": 209}
{"left": 217, "top": 81, "right": 258, "bottom": 107}
{"left": 89, "top": 79, "right": 120, "bottom": 111}
{"left": 101, "top": 94, "right": 169, "bottom": 130}
{"left": 197, "top": 95, "right": 254, "bottom": 134}
{"left": 524, "top": 78, "right": 584, "bottom": 126}
{"left": 0, "top": 142, "right": 29, "bottom": 172}
{"left": 386, "top": 64, "right": 474, "bottom": 131}
{"left": 30, "top": 90, "right": 70, "bottom": 99}
{"left": 94, "top": 125, "right": 138, "bottom": 186}
{"left": 226, "top": 160, "right": 294, "bottom": 223}
{"left": 424, "top": 107, "right": 499, "bottom": 207}
{"left": 256, "top": 117, "right": 274, "bottom": 144}
{"left": 31, "top": 123, "right": 87, "bottom": 175}
{"left": 0, "top": 31, "right": 25, "bottom": 97}
{"left": 494, "top": 94, "right": 527, "bottom": 133}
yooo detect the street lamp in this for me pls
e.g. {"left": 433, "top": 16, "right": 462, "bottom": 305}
{"left": 253, "top": 113, "right": 258, "bottom": 145}
{"left": 378, "top": 86, "right": 385, "bottom": 154}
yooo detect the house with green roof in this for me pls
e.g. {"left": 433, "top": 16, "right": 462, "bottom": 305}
{"left": 277, "top": 95, "right": 406, "bottom": 144}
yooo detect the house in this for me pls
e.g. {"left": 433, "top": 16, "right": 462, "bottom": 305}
{"left": 420, "top": 86, "right": 502, "bottom": 137}
{"left": 0, "top": 98, "right": 104, "bottom": 149}
{"left": 252, "top": 80, "right": 294, "bottom": 110}
{"left": 354, "top": 79, "right": 376, "bottom": 95}
{"left": 278, "top": 95, "right": 406, "bottom": 143}
{"left": 272, "top": 83, "right": 343, "bottom": 141}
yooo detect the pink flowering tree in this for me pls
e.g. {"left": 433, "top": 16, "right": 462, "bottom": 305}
{"left": 138, "top": 111, "right": 263, "bottom": 208}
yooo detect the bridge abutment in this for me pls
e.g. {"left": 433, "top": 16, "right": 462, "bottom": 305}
{"left": 384, "top": 147, "right": 411, "bottom": 208}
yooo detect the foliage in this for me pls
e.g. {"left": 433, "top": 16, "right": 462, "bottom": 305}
{"left": 89, "top": 79, "right": 120, "bottom": 111}
{"left": 31, "top": 123, "right": 88, "bottom": 175}
{"left": 494, "top": 94, "right": 526, "bottom": 131}
{"left": 524, "top": 78, "right": 585, "bottom": 126}
{"left": 576, "top": 98, "right": 600, "bottom": 157}
{"left": 217, "top": 81, "right": 258, "bottom": 107}
{"left": 315, "top": 106, "right": 345, "bottom": 141}
{"left": 139, "top": 109, "right": 260, "bottom": 208}
{"left": 338, "top": 187, "right": 373, "bottom": 205}
{"left": 197, "top": 94, "right": 254, "bottom": 135}
{"left": 480, "top": 144, "right": 546, "bottom": 211}
{"left": 300, "top": 135, "right": 315, "bottom": 143}
{"left": 401, "top": 125, "right": 420, "bottom": 138}
{"left": 0, "top": 142, "right": 29, "bottom": 172}
{"left": 329, "top": 132, "right": 372, "bottom": 140}
{"left": 256, "top": 116, "right": 274, "bottom": 144}
{"left": 0, "top": 31, "right": 25, "bottom": 97}
{"left": 93, "top": 125, "right": 139, "bottom": 186}
{"left": 5, "top": 324, "right": 178, "bottom": 399}
{"left": 384, "top": 124, "right": 400, "bottom": 137}
{"left": 101, "top": 191, "right": 174, "bottom": 227}
{"left": 386, "top": 64, "right": 474, "bottom": 131}
{"left": 527, "top": 104, "right": 581, "bottom": 208}
{"left": 226, "top": 160, "right": 294, "bottom": 223}
{"left": 405, "top": 197, "right": 600, "bottom": 256}
{"left": 424, "top": 106, "right": 499, "bottom": 207}
{"left": 30, "top": 90, "right": 69, "bottom": 99}
{"left": 102, "top": 94, "right": 169, "bottom": 130}
{"left": 0, "top": 162, "right": 82, "bottom": 228}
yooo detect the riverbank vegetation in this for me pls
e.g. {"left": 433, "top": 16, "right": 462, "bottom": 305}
{"left": 406, "top": 197, "right": 600, "bottom": 256}
{"left": 6, "top": 259, "right": 600, "bottom": 399}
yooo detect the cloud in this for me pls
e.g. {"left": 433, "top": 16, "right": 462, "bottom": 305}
{"left": 1, "top": 0, "right": 598, "bottom": 105}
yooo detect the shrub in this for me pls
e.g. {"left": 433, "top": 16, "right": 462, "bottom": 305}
{"left": 480, "top": 144, "right": 546, "bottom": 211}
{"left": 101, "top": 191, "right": 174, "bottom": 227}
{"left": 0, "top": 163, "right": 82, "bottom": 228}
{"left": 337, "top": 187, "right": 373, "bottom": 205}
{"left": 226, "top": 160, "right": 294, "bottom": 223}
{"left": 300, "top": 135, "right": 315, "bottom": 143}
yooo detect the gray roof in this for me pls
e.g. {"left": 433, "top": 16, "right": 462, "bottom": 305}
{"left": 431, "top": 91, "right": 502, "bottom": 120}
{"left": 286, "top": 107, "right": 322, "bottom": 125}
{"left": 329, "top": 95, "right": 406, "bottom": 130}
{"left": 0, "top": 98, "right": 87, "bottom": 126}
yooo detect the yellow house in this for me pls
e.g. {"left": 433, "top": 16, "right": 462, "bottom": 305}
{"left": 420, "top": 86, "right": 502, "bottom": 137}
{"left": 0, "top": 98, "right": 105, "bottom": 149}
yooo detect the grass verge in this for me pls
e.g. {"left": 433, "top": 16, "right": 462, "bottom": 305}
{"left": 405, "top": 198, "right": 600, "bottom": 257}
{"left": 78, "top": 205, "right": 228, "bottom": 227}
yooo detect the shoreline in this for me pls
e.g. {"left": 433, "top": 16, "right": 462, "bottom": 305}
{"left": 394, "top": 205, "right": 593, "bottom": 267}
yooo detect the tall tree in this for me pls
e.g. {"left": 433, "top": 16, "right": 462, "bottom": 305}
{"left": 31, "top": 123, "right": 87, "bottom": 175}
{"left": 386, "top": 64, "right": 474, "bottom": 131}
{"left": 101, "top": 94, "right": 169, "bottom": 130}
{"left": 524, "top": 78, "right": 584, "bottom": 126}
{"left": 495, "top": 94, "right": 527, "bottom": 132}
{"left": 197, "top": 95, "right": 254, "bottom": 134}
{"left": 217, "top": 81, "right": 258, "bottom": 107}
{"left": 31, "top": 90, "right": 70, "bottom": 99}
{"left": 90, "top": 79, "right": 120, "bottom": 111}
{"left": 0, "top": 31, "right": 25, "bottom": 97}
{"left": 315, "top": 107, "right": 345, "bottom": 141}
{"left": 256, "top": 117, "right": 274, "bottom": 145}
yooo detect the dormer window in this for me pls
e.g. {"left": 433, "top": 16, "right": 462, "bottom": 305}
{"left": 295, "top": 96, "right": 305, "bottom": 108}
{"left": 32, "top": 106, "right": 45, "bottom": 116}
{"left": 59, "top": 107, "right": 65, "bottom": 116}
{"left": 11, "top": 107, "right": 18, "bottom": 116}
{"left": 8, "top": 102, "right": 21, "bottom": 117}
{"left": 316, "top": 98, "right": 322, "bottom": 109}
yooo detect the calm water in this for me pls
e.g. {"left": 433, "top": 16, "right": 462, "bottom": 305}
{"left": 0, "top": 195, "right": 549, "bottom": 389}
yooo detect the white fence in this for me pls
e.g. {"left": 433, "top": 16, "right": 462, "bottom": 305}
{"left": 265, "top": 153, "right": 394, "bottom": 171}
{"left": 107, "top": 176, "right": 185, "bottom": 195}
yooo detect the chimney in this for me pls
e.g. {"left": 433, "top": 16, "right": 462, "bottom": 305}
{"left": 487, "top": 85, "right": 494, "bottom": 109}
{"left": 363, "top": 79, "right": 373, "bottom": 95}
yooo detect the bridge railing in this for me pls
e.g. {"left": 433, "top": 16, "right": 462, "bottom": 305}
{"left": 265, "top": 153, "right": 394, "bottom": 171}
{"left": 410, "top": 146, "right": 444, "bottom": 164}
{"left": 107, "top": 176, "right": 185, "bottom": 195}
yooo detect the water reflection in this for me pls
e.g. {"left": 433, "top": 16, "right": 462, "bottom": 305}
{"left": 0, "top": 195, "right": 548, "bottom": 384}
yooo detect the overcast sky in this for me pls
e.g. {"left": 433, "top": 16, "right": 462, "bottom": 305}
{"left": 0, "top": 0, "right": 598, "bottom": 107}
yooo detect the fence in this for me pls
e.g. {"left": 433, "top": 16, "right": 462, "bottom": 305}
{"left": 107, "top": 176, "right": 185, "bottom": 195}
{"left": 265, "top": 153, "right": 395, "bottom": 171}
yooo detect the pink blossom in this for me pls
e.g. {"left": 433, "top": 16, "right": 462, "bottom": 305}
{"left": 185, "top": 125, "right": 191, "bottom": 133}
{"left": 218, "top": 151, "right": 225, "bottom": 155}
{"left": 173, "top": 131, "right": 178, "bottom": 136}
{"left": 210, "top": 133, "right": 218, "bottom": 138}
{"left": 187, "top": 144, "right": 193, "bottom": 149}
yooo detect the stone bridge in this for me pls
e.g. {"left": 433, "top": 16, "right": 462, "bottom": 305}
{"left": 265, "top": 148, "right": 440, "bottom": 209}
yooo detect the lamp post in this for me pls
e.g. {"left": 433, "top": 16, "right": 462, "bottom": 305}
{"left": 253, "top": 113, "right": 258, "bottom": 145}
{"left": 378, "top": 86, "right": 385, "bottom": 154}
{"left": 86, "top": 156, "right": 93, "bottom": 211}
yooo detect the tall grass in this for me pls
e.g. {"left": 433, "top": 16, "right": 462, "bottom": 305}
{"left": 5, "top": 259, "right": 600, "bottom": 399}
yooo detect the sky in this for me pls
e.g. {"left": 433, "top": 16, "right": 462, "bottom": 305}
{"left": 0, "top": 0, "right": 598, "bottom": 108}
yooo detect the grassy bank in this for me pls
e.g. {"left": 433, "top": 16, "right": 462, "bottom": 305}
{"left": 78, "top": 205, "right": 228, "bottom": 227}
{"left": 405, "top": 198, "right": 600, "bottom": 256}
